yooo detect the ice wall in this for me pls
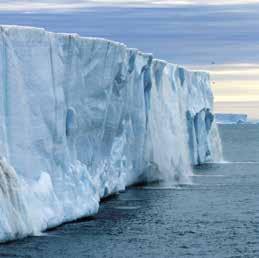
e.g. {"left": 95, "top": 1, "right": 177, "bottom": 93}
{"left": 0, "top": 25, "right": 222, "bottom": 242}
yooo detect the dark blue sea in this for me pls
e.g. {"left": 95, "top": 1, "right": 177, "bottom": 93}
{"left": 0, "top": 124, "right": 259, "bottom": 258}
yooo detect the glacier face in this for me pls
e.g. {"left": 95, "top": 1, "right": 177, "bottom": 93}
{"left": 0, "top": 25, "right": 222, "bottom": 242}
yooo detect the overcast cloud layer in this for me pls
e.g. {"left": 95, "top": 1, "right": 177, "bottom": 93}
{"left": 0, "top": 2, "right": 258, "bottom": 118}
{"left": 1, "top": 0, "right": 259, "bottom": 11}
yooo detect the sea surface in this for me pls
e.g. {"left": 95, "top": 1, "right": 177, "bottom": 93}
{"left": 0, "top": 124, "right": 259, "bottom": 258}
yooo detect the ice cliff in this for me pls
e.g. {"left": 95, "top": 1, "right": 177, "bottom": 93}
{"left": 0, "top": 25, "right": 222, "bottom": 242}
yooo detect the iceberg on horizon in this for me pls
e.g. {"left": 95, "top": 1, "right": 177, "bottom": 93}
{"left": 215, "top": 113, "right": 248, "bottom": 124}
{"left": 0, "top": 25, "right": 222, "bottom": 242}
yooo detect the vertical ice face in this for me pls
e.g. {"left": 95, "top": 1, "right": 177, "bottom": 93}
{"left": 0, "top": 25, "right": 222, "bottom": 242}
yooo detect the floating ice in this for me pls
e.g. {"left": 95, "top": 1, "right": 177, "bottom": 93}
{"left": 215, "top": 113, "right": 248, "bottom": 124}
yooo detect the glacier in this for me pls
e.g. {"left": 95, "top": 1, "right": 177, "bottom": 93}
{"left": 0, "top": 25, "right": 222, "bottom": 242}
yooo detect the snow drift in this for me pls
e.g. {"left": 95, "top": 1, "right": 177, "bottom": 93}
{"left": 0, "top": 25, "right": 222, "bottom": 242}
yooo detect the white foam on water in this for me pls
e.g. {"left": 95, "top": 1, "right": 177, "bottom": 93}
{"left": 113, "top": 206, "right": 141, "bottom": 210}
{"left": 191, "top": 175, "right": 225, "bottom": 177}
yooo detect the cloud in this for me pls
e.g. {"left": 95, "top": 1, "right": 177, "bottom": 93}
{"left": 188, "top": 63, "right": 259, "bottom": 117}
{"left": 0, "top": 2, "right": 258, "bottom": 117}
{"left": 1, "top": 0, "right": 259, "bottom": 11}
{"left": 1, "top": 3, "right": 258, "bottom": 66}
{"left": 215, "top": 101, "right": 259, "bottom": 119}
{"left": 188, "top": 64, "right": 259, "bottom": 81}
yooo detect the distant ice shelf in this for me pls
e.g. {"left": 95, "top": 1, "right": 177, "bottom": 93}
{"left": 215, "top": 113, "right": 248, "bottom": 124}
{"left": 0, "top": 25, "right": 222, "bottom": 242}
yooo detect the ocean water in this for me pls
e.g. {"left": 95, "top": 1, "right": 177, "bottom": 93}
{"left": 0, "top": 124, "right": 258, "bottom": 258}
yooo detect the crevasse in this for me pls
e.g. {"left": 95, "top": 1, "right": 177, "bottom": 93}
{"left": 0, "top": 25, "right": 222, "bottom": 242}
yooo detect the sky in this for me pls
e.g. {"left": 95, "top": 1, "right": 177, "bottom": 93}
{"left": 0, "top": 0, "right": 258, "bottom": 119}
{"left": 1, "top": 1, "right": 259, "bottom": 10}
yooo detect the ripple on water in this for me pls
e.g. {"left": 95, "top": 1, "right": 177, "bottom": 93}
{"left": 0, "top": 124, "right": 258, "bottom": 258}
